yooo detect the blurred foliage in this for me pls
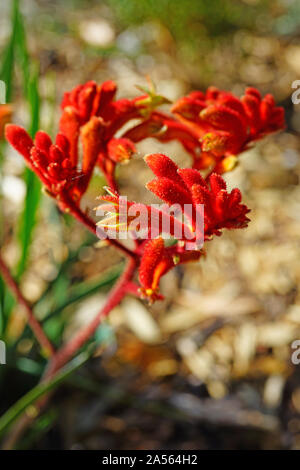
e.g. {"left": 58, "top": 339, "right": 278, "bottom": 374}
{"left": 109, "top": 0, "right": 271, "bottom": 38}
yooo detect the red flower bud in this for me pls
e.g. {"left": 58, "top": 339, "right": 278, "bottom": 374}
{"left": 5, "top": 124, "right": 82, "bottom": 201}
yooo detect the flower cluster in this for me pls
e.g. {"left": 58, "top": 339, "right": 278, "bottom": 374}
{"left": 4, "top": 81, "right": 285, "bottom": 303}
{"left": 59, "top": 80, "right": 171, "bottom": 190}
{"left": 5, "top": 80, "right": 170, "bottom": 203}
{"left": 172, "top": 87, "right": 285, "bottom": 173}
{"left": 97, "top": 153, "right": 250, "bottom": 302}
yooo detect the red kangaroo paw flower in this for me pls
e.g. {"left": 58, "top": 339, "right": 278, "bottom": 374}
{"left": 107, "top": 138, "right": 136, "bottom": 163}
{"left": 77, "top": 81, "right": 97, "bottom": 121}
{"left": 171, "top": 96, "right": 206, "bottom": 121}
{"left": 199, "top": 105, "right": 247, "bottom": 138}
{"left": 245, "top": 87, "right": 261, "bottom": 101}
{"left": 78, "top": 116, "right": 106, "bottom": 195}
{"left": 59, "top": 80, "right": 171, "bottom": 188}
{"left": 96, "top": 190, "right": 193, "bottom": 242}
{"left": 59, "top": 106, "right": 81, "bottom": 167}
{"left": 94, "top": 152, "right": 250, "bottom": 303}
{"left": 5, "top": 124, "right": 82, "bottom": 202}
{"left": 35, "top": 130, "right": 52, "bottom": 153}
{"left": 241, "top": 93, "right": 261, "bottom": 136}
{"left": 92, "top": 80, "right": 117, "bottom": 119}
{"left": 149, "top": 154, "right": 250, "bottom": 235}
{"left": 139, "top": 238, "right": 166, "bottom": 302}
{"left": 191, "top": 173, "right": 250, "bottom": 236}
{"left": 216, "top": 94, "right": 246, "bottom": 116}
{"left": 61, "top": 80, "right": 97, "bottom": 121}
{"left": 177, "top": 168, "right": 206, "bottom": 188}
{"left": 5, "top": 124, "right": 34, "bottom": 161}
{"left": 144, "top": 153, "right": 249, "bottom": 237}
{"left": 200, "top": 131, "right": 238, "bottom": 157}
{"left": 138, "top": 238, "right": 202, "bottom": 302}
{"left": 144, "top": 153, "right": 183, "bottom": 185}
{"left": 146, "top": 177, "right": 193, "bottom": 207}
{"left": 259, "top": 94, "right": 285, "bottom": 134}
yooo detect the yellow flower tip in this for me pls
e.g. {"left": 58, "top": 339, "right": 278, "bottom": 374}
{"left": 222, "top": 155, "right": 238, "bottom": 172}
{"left": 145, "top": 288, "right": 153, "bottom": 296}
{"left": 172, "top": 254, "right": 180, "bottom": 265}
{"left": 94, "top": 239, "right": 109, "bottom": 249}
{"left": 139, "top": 286, "right": 161, "bottom": 304}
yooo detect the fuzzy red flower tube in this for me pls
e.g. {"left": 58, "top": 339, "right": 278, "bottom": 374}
{"left": 5, "top": 125, "right": 81, "bottom": 204}
{"left": 59, "top": 80, "right": 170, "bottom": 191}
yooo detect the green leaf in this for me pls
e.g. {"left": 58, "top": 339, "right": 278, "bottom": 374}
{"left": 16, "top": 168, "right": 41, "bottom": 278}
{"left": 0, "top": 0, "right": 20, "bottom": 330}
{"left": 0, "top": 0, "right": 19, "bottom": 102}
{"left": 16, "top": 358, "right": 44, "bottom": 376}
{"left": 15, "top": 18, "right": 41, "bottom": 278}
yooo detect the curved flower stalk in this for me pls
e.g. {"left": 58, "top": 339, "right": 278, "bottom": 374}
{"left": 96, "top": 153, "right": 250, "bottom": 302}
{"left": 172, "top": 87, "right": 285, "bottom": 173}
{"left": 122, "top": 110, "right": 202, "bottom": 164}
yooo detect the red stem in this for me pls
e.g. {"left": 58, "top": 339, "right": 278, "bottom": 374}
{"left": 0, "top": 255, "right": 55, "bottom": 357}
{"left": 44, "top": 257, "right": 136, "bottom": 378}
{"left": 125, "top": 281, "right": 140, "bottom": 297}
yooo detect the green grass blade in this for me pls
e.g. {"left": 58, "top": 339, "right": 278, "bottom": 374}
{"left": 15, "top": 24, "right": 41, "bottom": 277}
{"left": 0, "top": 0, "right": 19, "bottom": 102}
{"left": 16, "top": 169, "right": 41, "bottom": 278}
{"left": 0, "top": 0, "right": 21, "bottom": 331}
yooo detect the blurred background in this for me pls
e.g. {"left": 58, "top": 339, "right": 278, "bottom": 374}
{"left": 0, "top": 0, "right": 300, "bottom": 450}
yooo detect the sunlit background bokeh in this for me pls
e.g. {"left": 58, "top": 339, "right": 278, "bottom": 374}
{"left": 1, "top": 0, "right": 300, "bottom": 450}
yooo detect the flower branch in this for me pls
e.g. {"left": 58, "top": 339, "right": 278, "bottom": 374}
{"left": 0, "top": 255, "right": 55, "bottom": 357}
